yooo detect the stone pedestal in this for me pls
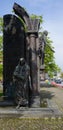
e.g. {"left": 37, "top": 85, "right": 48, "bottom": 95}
{"left": 40, "top": 65, "right": 45, "bottom": 80}
{"left": 29, "top": 34, "right": 37, "bottom": 94}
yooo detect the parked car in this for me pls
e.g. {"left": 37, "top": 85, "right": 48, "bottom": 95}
{"left": 55, "top": 79, "right": 62, "bottom": 84}
{"left": 51, "top": 80, "right": 63, "bottom": 88}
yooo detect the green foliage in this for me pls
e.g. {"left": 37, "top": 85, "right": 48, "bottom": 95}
{"left": 0, "top": 92, "right": 3, "bottom": 96}
{"left": 0, "top": 17, "right": 3, "bottom": 33}
{"left": 0, "top": 35, "right": 3, "bottom": 50}
{"left": 30, "top": 14, "right": 43, "bottom": 31}
{"left": 30, "top": 14, "right": 43, "bottom": 23}
{"left": 44, "top": 37, "right": 61, "bottom": 77}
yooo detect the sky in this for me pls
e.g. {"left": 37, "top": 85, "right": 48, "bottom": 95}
{"left": 0, "top": 0, "right": 63, "bottom": 70}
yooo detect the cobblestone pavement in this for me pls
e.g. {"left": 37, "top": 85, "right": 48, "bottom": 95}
{"left": 40, "top": 84, "right": 63, "bottom": 113}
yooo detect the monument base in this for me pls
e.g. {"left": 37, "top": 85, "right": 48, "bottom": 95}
{"left": 0, "top": 98, "right": 62, "bottom": 117}
{"left": 40, "top": 65, "right": 45, "bottom": 81}
{"left": 40, "top": 65, "right": 45, "bottom": 70}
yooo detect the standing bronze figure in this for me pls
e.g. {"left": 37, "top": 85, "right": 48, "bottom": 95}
{"left": 13, "top": 58, "right": 30, "bottom": 108}
{"left": 39, "top": 30, "right": 48, "bottom": 65}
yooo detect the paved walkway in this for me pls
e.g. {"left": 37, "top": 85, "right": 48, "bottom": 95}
{"left": 40, "top": 84, "right": 63, "bottom": 113}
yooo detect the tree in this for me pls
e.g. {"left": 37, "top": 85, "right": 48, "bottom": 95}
{"left": 0, "top": 17, "right": 3, "bottom": 50}
{"left": 44, "top": 37, "right": 60, "bottom": 77}
{"left": 0, "top": 17, "right": 3, "bottom": 33}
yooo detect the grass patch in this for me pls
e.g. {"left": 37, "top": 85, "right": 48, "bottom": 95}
{"left": 0, "top": 117, "right": 63, "bottom": 130}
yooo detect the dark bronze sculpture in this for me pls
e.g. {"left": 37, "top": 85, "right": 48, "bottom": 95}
{"left": 39, "top": 30, "right": 48, "bottom": 65}
{"left": 13, "top": 58, "right": 31, "bottom": 108}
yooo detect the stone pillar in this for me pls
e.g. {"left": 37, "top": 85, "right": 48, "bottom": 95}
{"left": 29, "top": 34, "right": 37, "bottom": 95}
{"left": 27, "top": 18, "right": 40, "bottom": 96}
{"left": 36, "top": 37, "right": 40, "bottom": 93}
